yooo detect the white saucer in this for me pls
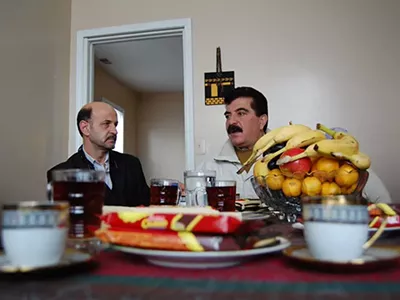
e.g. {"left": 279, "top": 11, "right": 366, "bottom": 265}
{"left": 283, "top": 245, "right": 400, "bottom": 271}
{"left": 111, "top": 236, "right": 291, "bottom": 269}
{"left": 0, "top": 249, "right": 93, "bottom": 273}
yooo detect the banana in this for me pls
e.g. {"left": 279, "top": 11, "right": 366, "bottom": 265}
{"left": 277, "top": 141, "right": 370, "bottom": 170}
{"left": 237, "top": 124, "right": 311, "bottom": 174}
{"left": 368, "top": 203, "right": 397, "bottom": 217}
{"left": 253, "top": 158, "right": 270, "bottom": 187}
{"left": 276, "top": 142, "right": 321, "bottom": 165}
{"left": 330, "top": 151, "right": 371, "bottom": 170}
{"left": 267, "top": 124, "right": 312, "bottom": 148}
{"left": 317, "top": 123, "right": 359, "bottom": 148}
{"left": 260, "top": 129, "right": 326, "bottom": 164}
{"left": 238, "top": 127, "right": 283, "bottom": 170}
{"left": 315, "top": 124, "right": 370, "bottom": 169}
{"left": 271, "top": 123, "right": 369, "bottom": 170}
{"left": 312, "top": 138, "right": 359, "bottom": 157}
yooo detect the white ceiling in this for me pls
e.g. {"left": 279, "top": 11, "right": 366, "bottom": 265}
{"left": 94, "top": 36, "right": 183, "bottom": 93}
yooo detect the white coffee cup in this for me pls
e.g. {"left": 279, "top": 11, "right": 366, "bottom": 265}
{"left": 1, "top": 201, "right": 69, "bottom": 268}
{"left": 302, "top": 195, "right": 387, "bottom": 262}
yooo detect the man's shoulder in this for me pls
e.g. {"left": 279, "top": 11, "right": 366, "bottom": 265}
{"left": 50, "top": 152, "right": 82, "bottom": 170}
{"left": 197, "top": 159, "right": 218, "bottom": 169}
{"left": 47, "top": 152, "right": 84, "bottom": 182}
{"left": 110, "top": 151, "right": 141, "bottom": 165}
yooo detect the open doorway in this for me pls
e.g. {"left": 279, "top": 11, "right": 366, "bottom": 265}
{"left": 92, "top": 36, "right": 185, "bottom": 182}
{"left": 70, "top": 19, "right": 195, "bottom": 180}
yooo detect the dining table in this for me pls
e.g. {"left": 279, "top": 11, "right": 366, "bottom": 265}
{"left": 1, "top": 222, "right": 400, "bottom": 300}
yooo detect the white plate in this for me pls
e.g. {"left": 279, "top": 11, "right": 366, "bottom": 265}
{"left": 111, "top": 237, "right": 291, "bottom": 269}
{"left": 369, "top": 226, "right": 400, "bottom": 232}
{"left": 0, "top": 249, "right": 93, "bottom": 273}
{"left": 292, "top": 222, "right": 400, "bottom": 232}
{"left": 241, "top": 210, "right": 272, "bottom": 221}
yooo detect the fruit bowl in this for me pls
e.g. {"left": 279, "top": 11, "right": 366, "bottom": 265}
{"left": 251, "top": 164, "right": 369, "bottom": 223}
{"left": 242, "top": 123, "right": 372, "bottom": 223}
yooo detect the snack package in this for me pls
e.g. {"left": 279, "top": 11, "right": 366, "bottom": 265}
{"left": 369, "top": 204, "right": 400, "bottom": 228}
{"left": 369, "top": 203, "right": 400, "bottom": 228}
{"left": 235, "top": 199, "right": 262, "bottom": 212}
{"left": 101, "top": 211, "right": 243, "bottom": 234}
{"left": 95, "top": 227, "right": 280, "bottom": 252}
{"left": 369, "top": 215, "right": 400, "bottom": 228}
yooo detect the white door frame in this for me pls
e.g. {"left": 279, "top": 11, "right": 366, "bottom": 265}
{"left": 70, "top": 18, "right": 195, "bottom": 170}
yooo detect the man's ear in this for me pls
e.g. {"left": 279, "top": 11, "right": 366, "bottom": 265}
{"left": 79, "top": 120, "right": 90, "bottom": 137}
{"left": 259, "top": 115, "right": 268, "bottom": 131}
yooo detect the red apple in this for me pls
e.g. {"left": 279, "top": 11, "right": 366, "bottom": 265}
{"left": 279, "top": 148, "right": 312, "bottom": 179}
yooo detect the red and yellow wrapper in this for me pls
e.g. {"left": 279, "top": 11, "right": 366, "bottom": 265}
{"left": 95, "top": 227, "right": 278, "bottom": 252}
{"left": 368, "top": 203, "right": 400, "bottom": 229}
{"left": 101, "top": 211, "right": 242, "bottom": 234}
{"left": 96, "top": 207, "right": 277, "bottom": 252}
{"left": 369, "top": 215, "right": 400, "bottom": 229}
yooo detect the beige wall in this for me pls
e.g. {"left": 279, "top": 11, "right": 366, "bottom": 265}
{"left": 136, "top": 92, "right": 185, "bottom": 183}
{"left": 93, "top": 62, "right": 138, "bottom": 155}
{"left": 0, "top": 0, "right": 398, "bottom": 203}
{"left": 69, "top": 0, "right": 400, "bottom": 202}
{"left": 0, "top": 0, "right": 71, "bottom": 202}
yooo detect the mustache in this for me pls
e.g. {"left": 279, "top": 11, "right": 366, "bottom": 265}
{"left": 227, "top": 125, "right": 243, "bottom": 134}
{"left": 107, "top": 135, "right": 116, "bottom": 141}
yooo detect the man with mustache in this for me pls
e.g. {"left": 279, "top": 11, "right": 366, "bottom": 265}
{"left": 197, "top": 86, "right": 269, "bottom": 199}
{"left": 198, "top": 87, "right": 393, "bottom": 204}
{"left": 47, "top": 101, "right": 150, "bottom": 206}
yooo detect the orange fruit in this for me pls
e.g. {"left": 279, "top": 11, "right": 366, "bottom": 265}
{"left": 282, "top": 178, "right": 302, "bottom": 197}
{"left": 335, "top": 164, "right": 359, "bottom": 188}
{"left": 280, "top": 168, "right": 307, "bottom": 180}
{"left": 341, "top": 182, "right": 358, "bottom": 195}
{"left": 313, "top": 157, "right": 340, "bottom": 182}
{"left": 302, "top": 176, "right": 322, "bottom": 196}
{"left": 321, "top": 182, "right": 341, "bottom": 196}
{"left": 266, "top": 169, "right": 285, "bottom": 191}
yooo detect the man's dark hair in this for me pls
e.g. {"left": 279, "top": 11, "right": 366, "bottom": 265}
{"left": 224, "top": 86, "right": 269, "bottom": 132}
{"left": 76, "top": 107, "right": 92, "bottom": 137}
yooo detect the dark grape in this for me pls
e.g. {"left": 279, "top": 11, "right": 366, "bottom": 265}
{"left": 267, "top": 156, "right": 280, "bottom": 170}
{"left": 263, "top": 142, "right": 286, "bottom": 156}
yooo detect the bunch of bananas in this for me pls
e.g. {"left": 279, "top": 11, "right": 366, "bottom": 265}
{"left": 246, "top": 123, "right": 371, "bottom": 198}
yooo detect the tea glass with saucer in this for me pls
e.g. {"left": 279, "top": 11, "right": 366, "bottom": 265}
{"left": 302, "top": 195, "right": 388, "bottom": 262}
{"left": 1, "top": 201, "right": 69, "bottom": 268}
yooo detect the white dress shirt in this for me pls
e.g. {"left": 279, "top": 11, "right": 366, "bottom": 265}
{"left": 82, "top": 147, "right": 113, "bottom": 190}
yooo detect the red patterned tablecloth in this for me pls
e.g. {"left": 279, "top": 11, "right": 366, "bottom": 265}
{"left": 94, "top": 250, "right": 400, "bottom": 283}
{"left": 1, "top": 224, "right": 400, "bottom": 300}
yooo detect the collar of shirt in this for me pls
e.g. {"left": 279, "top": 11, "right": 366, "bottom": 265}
{"left": 214, "top": 128, "right": 272, "bottom": 164}
{"left": 82, "top": 147, "right": 113, "bottom": 190}
{"left": 82, "top": 147, "right": 110, "bottom": 169}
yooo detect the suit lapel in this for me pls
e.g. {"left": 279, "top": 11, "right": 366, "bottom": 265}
{"left": 109, "top": 152, "right": 125, "bottom": 202}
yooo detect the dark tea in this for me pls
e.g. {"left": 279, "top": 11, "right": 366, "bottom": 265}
{"left": 150, "top": 185, "right": 179, "bottom": 205}
{"left": 150, "top": 178, "right": 179, "bottom": 205}
{"left": 206, "top": 182, "right": 236, "bottom": 212}
{"left": 50, "top": 170, "right": 106, "bottom": 239}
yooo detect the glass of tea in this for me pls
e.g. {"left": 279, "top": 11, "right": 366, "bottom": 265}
{"left": 47, "top": 169, "right": 106, "bottom": 240}
{"left": 206, "top": 180, "right": 237, "bottom": 212}
{"left": 150, "top": 178, "right": 181, "bottom": 205}
{"left": 184, "top": 170, "right": 216, "bottom": 207}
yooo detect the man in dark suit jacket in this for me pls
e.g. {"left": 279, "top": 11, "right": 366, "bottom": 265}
{"left": 47, "top": 101, "right": 150, "bottom": 207}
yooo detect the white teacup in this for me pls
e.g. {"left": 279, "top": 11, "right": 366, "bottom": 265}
{"left": 1, "top": 201, "right": 69, "bottom": 268}
{"left": 302, "top": 195, "right": 387, "bottom": 262}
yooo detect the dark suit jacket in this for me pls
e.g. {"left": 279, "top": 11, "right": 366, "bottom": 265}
{"left": 47, "top": 147, "right": 150, "bottom": 207}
